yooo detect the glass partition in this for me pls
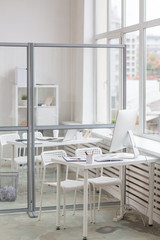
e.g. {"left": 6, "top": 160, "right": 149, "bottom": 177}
{"left": 0, "top": 43, "right": 126, "bottom": 214}
{"left": 0, "top": 130, "right": 27, "bottom": 211}
{"left": 34, "top": 44, "right": 125, "bottom": 210}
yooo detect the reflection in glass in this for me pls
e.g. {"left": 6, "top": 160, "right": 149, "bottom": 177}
{"left": 145, "top": 26, "right": 160, "bottom": 136}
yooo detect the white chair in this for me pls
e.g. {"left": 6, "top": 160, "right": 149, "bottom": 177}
{"left": 0, "top": 133, "right": 27, "bottom": 169}
{"left": 38, "top": 150, "right": 85, "bottom": 228}
{"left": 75, "top": 147, "right": 122, "bottom": 223}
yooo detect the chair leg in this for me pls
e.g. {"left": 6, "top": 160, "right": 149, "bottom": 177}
{"left": 63, "top": 190, "right": 66, "bottom": 229}
{"left": 98, "top": 187, "right": 101, "bottom": 211}
{"left": 89, "top": 184, "right": 92, "bottom": 223}
{"left": 93, "top": 186, "right": 96, "bottom": 224}
{"left": 73, "top": 189, "right": 77, "bottom": 215}
{"left": 38, "top": 183, "right": 44, "bottom": 221}
{"left": 38, "top": 168, "right": 46, "bottom": 221}
{"left": 36, "top": 159, "right": 39, "bottom": 189}
{"left": 113, "top": 184, "right": 124, "bottom": 222}
{"left": 119, "top": 184, "right": 124, "bottom": 218}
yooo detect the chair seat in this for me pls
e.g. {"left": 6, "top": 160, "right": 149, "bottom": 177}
{"left": 14, "top": 156, "right": 27, "bottom": 165}
{"left": 45, "top": 179, "right": 84, "bottom": 191}
{"left": 88, "top": 176, "right": 121, "bottom": 187}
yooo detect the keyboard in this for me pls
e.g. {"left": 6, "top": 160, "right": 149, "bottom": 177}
{"left": 94, "top": 154, "right": 123, "bottom": 162}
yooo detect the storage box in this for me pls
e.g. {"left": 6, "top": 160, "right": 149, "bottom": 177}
{"left": 0, "top": 172, "right": 19, "bottom": 201}
{"left": 15, "top": 68, "right": 27, "bottom": 86}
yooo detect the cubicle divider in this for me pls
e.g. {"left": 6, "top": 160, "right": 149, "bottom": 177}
{"left": 0, "top": 42, "right": 126, "bottom": 216}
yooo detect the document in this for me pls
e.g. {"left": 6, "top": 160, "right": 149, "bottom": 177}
{"left": 63, "top": 156, "right": 86, "bottom": 162}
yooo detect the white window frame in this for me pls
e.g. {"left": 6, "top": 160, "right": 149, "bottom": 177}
{"left": 95, "top": 0, "right": 160, "bottom": 141}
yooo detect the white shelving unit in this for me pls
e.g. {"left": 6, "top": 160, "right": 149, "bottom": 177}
{"left": 15, "top": 84, "right": 59, "bottom": 126}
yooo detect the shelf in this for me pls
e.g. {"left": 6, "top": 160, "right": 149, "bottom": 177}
{"left": 16, "top": 84, "right": 59, "bottom": 125}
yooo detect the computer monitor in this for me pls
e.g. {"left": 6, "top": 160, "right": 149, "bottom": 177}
{"left": 109, "top": 109, "right": 139, "bottom": 158}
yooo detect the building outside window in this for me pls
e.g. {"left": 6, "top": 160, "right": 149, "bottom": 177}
{"left": 95, "top": 0, "right": 160, "bottom": 139}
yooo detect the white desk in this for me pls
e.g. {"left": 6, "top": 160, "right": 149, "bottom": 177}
{"left": 52, "top": 154, "right": 159, "bottom": 240}
{"left": 7, "top": 137, "right": 102, "bottom": 168}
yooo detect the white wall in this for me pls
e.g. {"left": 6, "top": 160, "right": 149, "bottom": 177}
{"left": 0, "top": 0, "right": 94, "bottom": 126}
{"left": 70, "top": 0, "right": 95, "bottom": 124}
{"left": 0, "top": 0, "right": 72, "bottom": 125}
{"left": 0, "top": 0, "right": 71, "bottom": 43}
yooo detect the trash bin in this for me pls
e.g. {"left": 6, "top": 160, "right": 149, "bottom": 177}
{"left": 0, "top": 172, "right": 19, "bottom": 201}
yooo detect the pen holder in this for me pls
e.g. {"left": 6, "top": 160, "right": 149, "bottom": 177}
{"left": 86, "top": 154, "right": 94, "bottom": 164}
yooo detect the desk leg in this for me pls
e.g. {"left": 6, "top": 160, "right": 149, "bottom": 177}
{"left": 83, "top": 169, "right": 88, "bottom": 240}
{"left": 11, "top": 145, "right": 15, "bottom": 170}
{"left": 56, "top": 163, "right": 61, "bottom": 230}
{"left": 113, "top": 165, "right": 125, "bottom": 222}
{"left": 148, "top": 162, "right": 155, "bottom": 226}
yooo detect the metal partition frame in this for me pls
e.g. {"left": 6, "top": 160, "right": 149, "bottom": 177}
{"left": 0, "top": 43, "right": 126, "bottom": 216}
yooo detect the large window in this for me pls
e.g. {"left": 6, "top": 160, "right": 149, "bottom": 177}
{"left": 125, "top": 31, "right": 139, "bottom": 111}
{"left": 95, "top": 0, "right": 160, "bottom": 139}
{"left": 109, "top": 0, "right": 121, "bottom": 31}
{"left": 145, "top": 26, "right": 160, "bottom": 135}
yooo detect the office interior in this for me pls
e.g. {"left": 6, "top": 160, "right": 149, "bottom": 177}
{"left": 0, "top": 1, "right": 160, "bottom": 239}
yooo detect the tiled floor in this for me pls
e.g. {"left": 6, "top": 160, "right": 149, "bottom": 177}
{"left": 0, "top": 206, "right": 160, "bottom": 240}
{"left": 1, "top": 162, "right": 160, "bottom": 239}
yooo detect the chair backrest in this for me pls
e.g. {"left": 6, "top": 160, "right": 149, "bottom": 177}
{"left": 0, "top": 133, "right": 20, "bottom": 146}
{"left": 41, "top": 150, "right": 69, "bottom": 179}
{"left": 75, "top": 147, "right": 102, "bottom": 158}
{"left": 0, "top": 133, "right": 20, "bottom": 162}
{"left": 41, "top": 150, "right": 67, "bottom": 166}
{"left": 22, "top": 131, "right": 43, "bottom": 139}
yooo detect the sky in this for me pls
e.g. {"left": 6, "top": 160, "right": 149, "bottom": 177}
{"left": 112, "top": 0, "right": 160, "bottom": 25}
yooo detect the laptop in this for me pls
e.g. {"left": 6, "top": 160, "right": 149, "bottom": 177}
{"left": 51, "top": 129, "right": 77, "bottom": 142}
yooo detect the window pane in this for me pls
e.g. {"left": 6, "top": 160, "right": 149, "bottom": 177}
{"left": 145, "top": 26, "right": 160, "bottom": 136}
{"left": 146, "top": 0, "right": 160, "bottom": 21}
{"left": 109, "top": 0, "right": 121, "bottom": 31}
{"left": 125, "top": 0, "right": 139, "bottom": 26}
{"left": 96, "top": 39, "right": 107, "bottom": 123}
{"left": 95, "top": 0, "right": 107, "bottom": 34}
{"left": 125, "top": 32, "right": 139, "bottom": 113}
{"left": 109, "top": 39, "right": 120, "bottom": 122}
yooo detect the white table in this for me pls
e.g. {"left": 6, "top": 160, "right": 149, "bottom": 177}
{"left": 7, "top": 137, "right": 102, "bottom": 168}
{"left": 52, "top": 154, "right": 159, "bottom": 240}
